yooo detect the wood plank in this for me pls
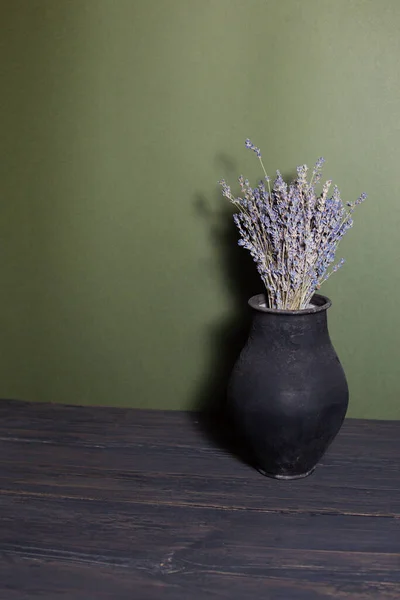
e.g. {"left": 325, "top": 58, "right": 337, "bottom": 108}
{"left": 1, "top": 400, "right": 399, "bottom": 449}
{"left": 1, "top": 494, "right": 399, "bottom": 554}
{"left": 1, "top": 434, "right": 399, "bottom": 487}
{"left": 2, "top": 557, "right": 399, "bottom": 600}
{"left": 0, "top": 495, "right": 399, "bottom": 599}
{"left": 0, "top": 462, "right": 399, "bottom": 517}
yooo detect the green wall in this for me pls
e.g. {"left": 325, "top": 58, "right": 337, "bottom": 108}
{"left": 1, "top": 0, "right": 399, "bottom": 418}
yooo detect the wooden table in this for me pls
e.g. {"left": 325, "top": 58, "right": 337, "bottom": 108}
{"left": 0, "top": 400, "right": 399, "bottom": 599}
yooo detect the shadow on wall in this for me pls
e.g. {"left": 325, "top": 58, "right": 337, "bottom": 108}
{"left": 191, "top": 153, "right": 263, "bottom": 466}
{"left": 191, "top": 160, "right": 299, "bottom": 465}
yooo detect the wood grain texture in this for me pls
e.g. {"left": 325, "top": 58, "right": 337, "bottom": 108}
{"left": 0, "top": 400, "right": 399, "bottom": 599}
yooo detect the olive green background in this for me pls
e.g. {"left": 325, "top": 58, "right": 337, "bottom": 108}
{"left": 1, "top": 0, "right": 399, "bottom": 418}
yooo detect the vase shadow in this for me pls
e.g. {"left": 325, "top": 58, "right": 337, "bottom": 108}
{"left": 191, "top": 189, "right": 262, "bottom": 469}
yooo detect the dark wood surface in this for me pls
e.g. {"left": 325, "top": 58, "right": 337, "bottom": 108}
{"left": 0, "top": 400, "right": 399, "bottom": 599}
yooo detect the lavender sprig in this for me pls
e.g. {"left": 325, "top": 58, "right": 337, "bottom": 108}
{"left": 220, "top": 140, "right": 366, "bottom": 310}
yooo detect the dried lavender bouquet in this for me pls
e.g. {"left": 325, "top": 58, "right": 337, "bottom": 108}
{"left": 220, "top": 140, "right": 366, "bottom": 310}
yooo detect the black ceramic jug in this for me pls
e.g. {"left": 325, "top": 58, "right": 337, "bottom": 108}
{"left": 228, "top": 293, "right": 349, "bottom": 479}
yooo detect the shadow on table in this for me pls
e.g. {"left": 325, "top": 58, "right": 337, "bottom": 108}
{"left": 190, "top": 189, "right": 262, "bottom": 469}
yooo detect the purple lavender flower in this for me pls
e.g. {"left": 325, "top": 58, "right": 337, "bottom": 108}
{"left": 220, "top": 144, "right": 366, "bottom": 309}
{"left": 311, "top": 157, "right": 325, "bottom": 185}
{"left": 245, "top": 138, "right": 262, "bottom": 158}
